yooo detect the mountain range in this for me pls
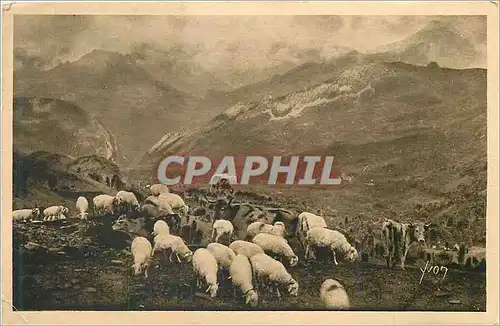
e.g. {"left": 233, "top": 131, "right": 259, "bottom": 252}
{"left": 13, "top": 19, "right": 487, "bottom": 172}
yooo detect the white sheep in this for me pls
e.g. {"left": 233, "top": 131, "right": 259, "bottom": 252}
{"left": 158, "top": 193, "right": 189, "bottom": 216}
{"left": 147, "top": 183, "right": 170, "bottom": 196}
{"left": 153, "top": 233, "right": 193, "bottom": 263}
{"left": 92, "top": 194, "right": 116, "bottom": 215}
{"left": 13, "top": 208, "right": 40, "bottom": 222}
{"left": 297, "top": 212, "right": 328, "bottom": 248}
{"left": 76, "top": 196, "right": 89, "bottom": 220}
{"left": 115, "top": 190, "right": 140, "bottom": 212}
{"left": 229, "top": 254, "right": 259, "bottom": 307}
{"left": 131, "top": 236, "right": 153, "bottom": 278}
{"left": 207, "top": 242, "right": 237, "bottom": 270}
{"left": 229, "top": 240, "right": 265, "bottom": 258}
{"left": 152, "top": 220, "right": 170, "bottom": 236}
{"left": 212, "top": 219, "right": 234, "bottom": 243}
{"left": 250, "top": 253, "right": 299, "bottom": 298}
{"left": 252, "top": 233, "right": 298, "bottom": 267}
{"left": 192, "top": 248, "right": 219, "bottom": 298}
{"left": 43, "top": 205, "right": 69, "bottom": 221}
{"left": 305, "top": 227, "right": 358, "bottom": 265}
{"left": 145, "top": 195, "right": 174, "bottom": 214}
{"left": 319, "top": 279, "right": 350, "bottom": 310}
{"left": 246, "top": 221, "right": 286, "bottom": 239}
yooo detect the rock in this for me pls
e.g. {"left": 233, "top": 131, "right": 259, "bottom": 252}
{"left": 71, "top": 279, "right": 79, "bottom": 284}
{"left": 73, "top": 285, "right": 81, "bottom": 290}
{"left": 448, "top": 299, "right": 461, "bottom": 304}
{"left": 84, "top": 287, "right": 97, "bottom": 293}
{"left": 57, "top": 251, "right": 66, "bottom": 255}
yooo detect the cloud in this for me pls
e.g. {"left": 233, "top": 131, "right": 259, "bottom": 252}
{"left": 14, "top": 15, "right": 487, "bottom": 75}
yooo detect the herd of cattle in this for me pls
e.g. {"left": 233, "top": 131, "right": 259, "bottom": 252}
{"left": 12, "top": 181, "right": 485, "bottom": 309}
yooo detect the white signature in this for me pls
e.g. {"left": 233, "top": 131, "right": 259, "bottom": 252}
{"left": 419, "top": 260, "right": 448, "bottom": 284}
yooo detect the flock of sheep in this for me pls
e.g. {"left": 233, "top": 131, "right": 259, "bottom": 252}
{"left": 13, "top": 181, "right": 359, "bottom": 310}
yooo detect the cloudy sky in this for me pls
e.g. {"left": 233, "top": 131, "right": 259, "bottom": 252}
{"left": 14, "top": 15, "right": 486, "bottom": 74}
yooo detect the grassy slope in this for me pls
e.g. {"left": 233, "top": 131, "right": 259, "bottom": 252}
{"left": 138, "top": 59, "right": 486, "bottom": 247}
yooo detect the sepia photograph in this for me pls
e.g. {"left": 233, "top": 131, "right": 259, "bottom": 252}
{"left": 1, "top": 1, "right": 499, "bottom": 325}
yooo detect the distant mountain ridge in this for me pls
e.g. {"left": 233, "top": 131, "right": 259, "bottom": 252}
{"left": 13, "top": 19, "right": 486, "bottom": 170}
{"left": 373, "top": 19, "right": 484, "bottom": 68}
{"left": 13, "top": 97, "right": 122, "bottom": 162}
{"left": 14, "top": 50, "right": 201, "bottom": 166}
{"left": 139, "top": 55, "right": 486, "bottom": 196}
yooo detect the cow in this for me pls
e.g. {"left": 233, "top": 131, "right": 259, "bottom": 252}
{"left": 382, "top": 219, "right": 432, "bottom": 270}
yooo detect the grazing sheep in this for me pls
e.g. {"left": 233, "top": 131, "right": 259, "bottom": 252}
{"left": 13, "top": 208, "right": 40, "bottom": 221}
{"left": 319, "top": 279, "right": 350, "bottom": 310}
{"left": 250, "top": 253, "right": 299, "bottom": 298}
{"left": 152, "top": 220, "right": 170, "bottom": 236}
{"left": 76, "top": 196, "right": 89, "bottom": 220}
{"left": 192, "top": 248, "right": 219, "bottom": 298}
{"left": 93, "top": 194, "right": 116, "bottom": 215}
{"left": 131, "top": 236, "right": 153, "bottom": 278}
{"left": 297, "top": 212, "right": 328, "bottom": 249}
{"left": 212, "top": 219, "right": 234, "bottom": 244}
{"left": 252, "top": 233, "right": 298, "bottom": 267}
{"left": 153, "top": 233, "right": 193, "bottom": 263}
{"left": 114, "top": 190, "right": 140, "bottom": 214}
{"left": 147, "top": 183, "right": 170, "bottom": 196}
{"left": 207, "top": 242, "right": 237, "bottom": 270}
{"left": 246, "top": 221, "right": 286, "bottom": 239}
{"left": 229, "top": 254, "right": 259, "bottom": 307}
{"left": 42, "top": 205, "right": 69, "bottom": 221}
{"left": 305, "top": 227, "right": 358, "bottom": 265}
{"left": 144, "top": 196, "right": 174, "bottom": 215}
{"left": 229, "top": 240, "right": 265, "bottom": 258}
{"left": 158, "top": 193, "right": 189, "bottom": 216}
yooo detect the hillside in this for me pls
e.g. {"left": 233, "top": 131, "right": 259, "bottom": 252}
{"left": 14, "top": 50, "right": 201, "bottom": 166}
{"left": 13, "top": 97, "right": 121, "bottom": 162}
{"left": 143, "top": 56, "right": 486, "bottom": 159}
{"left": 12, "top": 150, "right": 120, "bottom": 208}
{"left": 197, "top": 51, "right": 361, "bottom": 114}
{"left": 139, "top": 57, "right": 487, "bottom": 246}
